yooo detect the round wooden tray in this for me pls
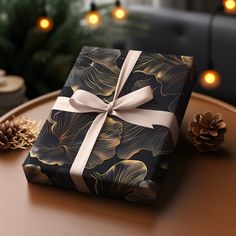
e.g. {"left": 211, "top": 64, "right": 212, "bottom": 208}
{"left": 0, "top": 92, "right": 236, "bottom": 236}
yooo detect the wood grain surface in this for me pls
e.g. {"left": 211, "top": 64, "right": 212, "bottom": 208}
{"left": 0, "top": 92, "right": 235, "bottom": 236}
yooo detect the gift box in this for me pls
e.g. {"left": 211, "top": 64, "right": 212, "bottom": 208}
{"left": 23, "top": 46, "right": 195, "bottom": 204}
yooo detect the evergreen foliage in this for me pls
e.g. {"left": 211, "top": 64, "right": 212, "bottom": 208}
{"left": 0, "top": 0, "right": 106, "bottom": 97}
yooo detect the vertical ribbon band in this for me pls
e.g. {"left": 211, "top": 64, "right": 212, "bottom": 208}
{"left": 52, "top": 50, "right": 179, "bottom": 193}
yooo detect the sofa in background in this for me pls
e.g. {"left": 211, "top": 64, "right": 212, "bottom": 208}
{"left": 113, "top": 6, "right": 236, "bottom": 105}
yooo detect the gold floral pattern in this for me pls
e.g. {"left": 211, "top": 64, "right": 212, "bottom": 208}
{"left": 116, "top": 124, "right": 175, "bottom": 159}
{"left": 30, "top": 111, "right": 122, "bottom": 169}
{"left": 91, "top": 160, "right": 147, "bottom": 197}
{"left": 134, "top": 53, "right": 193, "bottom": 95}
{"left": 30, "top": 111, "right": 92, "bottom": 166}
{"left": 79, "top": 47, "right": 121, "bottom": 74}
{"left": 23, "top": 164, "right": 52, "bottom": 185}
{"left": 66, "top": 46, "right": 121, "bottom": 96}
{"left": 23, "top": 47, "right": 195, "bottom": 204}
{"left": 181, "top": 55, "right": 194, "bottom": 67}
{"left": 131, "top": 72, "right": 185, "bottom": 117}
{"left": 87, "top": 160, "right": 160, "bottom": 204}
{"left": 87, "top": 117, "right": 122, "bottom": 169}
{"left": 126, "top": 180, "right": 160, "bottom": 204}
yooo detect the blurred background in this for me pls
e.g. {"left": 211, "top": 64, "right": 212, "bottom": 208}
{"left": 0, "top": 0, "right": 235, "bottom": 115}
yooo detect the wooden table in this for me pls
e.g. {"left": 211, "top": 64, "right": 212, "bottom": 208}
{"left": 0, "top": 92, "right": 235, "bottom": 236}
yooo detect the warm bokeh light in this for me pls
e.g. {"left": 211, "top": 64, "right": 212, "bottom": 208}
{"left": 200, "top": 70, "right": 221, "bottom": 89}
{"left": 85, "top": 11, "right": 102, "bottom": 28}
{"left": 112, "top": 6, "right": 128, "bottom": 21}
{"left": 0, "top": 69, "right": 6, "bottom": 77}
{"left": 223, "top": 0, "right": 236, "bottom": 14}
{"left": 37, "top": 17, "right": 53, "bottom": 32}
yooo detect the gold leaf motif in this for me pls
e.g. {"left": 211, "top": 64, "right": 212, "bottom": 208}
{"left": 91, "top": 160, "right": 147, "bottom": 197}
{"left": 168, "top": 94, "right": 182, "bottom": 114}
{"left": 66, "top": 46, "right": 121, "bottom": 97}
{"left": 116, "top": 123, "right": 175, "bottom": 159}
{"left": 126, "top": 180, "right": 160, "bottom": 204}
{"left": 181, "top": 55, "right": 194, "bottom": 67}
{"left": 23, "top": 164, "right": 52, "bottom": 185}
{"left": 86, "top": 117, "right": 122, "bottom": 169}
{"left": 134, "top": 53, "right": 192, "bottom": 95}
{"left": 111, "top": 63, "right": 177, "bottom": 160}
{"left": 80, "top": 47, "right": 121, "bottom": 73}
{"left": 30, "top": 111, "right": 122, "bottom": 168}
{"left": 30, "top": 111, "right": 94, "bottom": 166}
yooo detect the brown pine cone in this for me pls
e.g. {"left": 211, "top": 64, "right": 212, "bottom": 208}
{"left": 0, "top": 120, "right": 19, "bottom": 149}
{"left": 0, "top": 116, "right": 40, "bottom": 151}
{"left": 187, "top": 111, "right": 227, "bottom": 152}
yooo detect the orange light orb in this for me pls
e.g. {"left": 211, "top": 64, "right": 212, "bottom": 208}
{"left": 223, "top": 0, "right": 236, "bottom": 14}
{"left": 37, "top": 16, "right": 53, "bottom": 32}
{"left": 112, "top": 6, "right": 128, "bottom": 21}
{"left": 85, "top": 11, "right": 102, "bottom": 28}
{"left": 200, "top": 70, "right": 221, "bottom": 89}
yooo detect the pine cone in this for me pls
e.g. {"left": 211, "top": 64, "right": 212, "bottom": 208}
{"left": 0, "top": 120, "right": 19, "bottom": 149}
{"left": 187, "top": 111, "right": 227, "bottom": 152}
{"left": 0, "top": 116, "right": 39, "bottom": 151}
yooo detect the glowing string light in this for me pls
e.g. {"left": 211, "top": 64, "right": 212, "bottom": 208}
{"left": 223, "top": 0, "right": 236, "bottom": 14}
{"left": 85, "top": 2, "right": 102, "bottom": 28}
{"left": 112, "top": 0, "right": 128, "bottom": 22}
{"left": 200, "top": 70, "right": 221, "bottom": 89}
{"left": 37, "top": 16, "right": 53, "bottom": 31}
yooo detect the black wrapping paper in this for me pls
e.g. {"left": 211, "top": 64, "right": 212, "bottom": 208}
{"left": 23, "top": 46, "right": 195, "bottom": 204}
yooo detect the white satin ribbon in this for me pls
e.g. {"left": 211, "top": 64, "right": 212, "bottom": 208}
{"left": 52, "top": 50, "right": 179, "bottom": 193}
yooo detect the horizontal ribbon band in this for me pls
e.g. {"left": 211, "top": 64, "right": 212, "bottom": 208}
{"left": 52, "top": 50, "right": 179, "bottom": 193}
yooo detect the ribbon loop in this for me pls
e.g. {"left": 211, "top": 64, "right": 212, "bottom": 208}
{"left": 69, "top": 85, "right": 154, "bottom": 115}
{"left": 52, "top": 50, "right": 180, "bottom": 193}
{"left": 69, "top": 90, "right": 107, "bottom": 113}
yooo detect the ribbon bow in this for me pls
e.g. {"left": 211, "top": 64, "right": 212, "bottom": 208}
{"left": 53, "top": 50, "right": 179, "bottom": 193}
{"left": 69, "top": 86, "right": 157, "bottom": 128}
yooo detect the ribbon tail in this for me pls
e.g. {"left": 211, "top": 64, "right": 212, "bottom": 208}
{"left": 113, "top": 50, "right": 142, "bottom": 99}
{"left": 70, "top": 112, "right": 108, "bottom": 193}
{"left": 112, "top": 109, "right": 179, "bottom": 145}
